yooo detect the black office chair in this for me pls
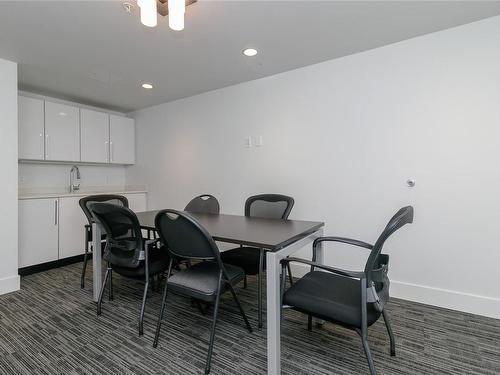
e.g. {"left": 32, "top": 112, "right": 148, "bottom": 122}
{"left": 89, "top": 202, "right": 170, "bottom": 336}
{"left": 185, "top": 194, "right": 220, "bottom": 214}
{"left": 79, "top": 194, "right": 129, "bottom": 289}
{"left": 153, "top": 209, "right": 252, "bottom": 375}
{"left": 280, "top": 206, "right": 414, "bottom": 375}
{"left": 221, "top": 194, "right": 295, "bottom": 328}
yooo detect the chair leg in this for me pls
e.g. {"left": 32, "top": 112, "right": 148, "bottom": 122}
{"left": 153, "top": 259, "right": 173, "bottom": 348}
{"left": 227, "top": 283, "right": 253, "bottom": 334}
{"left": 307, "top": 314, "right": 313, "bottom": 331}
{"left": 153, "top": 282, "right": 169, "bottom": 347}
{"left": 81, "top": 242, "right": 90, "bottom": 289}
{"left": 287, "top": 263, "right": 294, "bottom": 286}
{"left": 382, "top": 310, "right": 396, "bottom": 356}
{"left": 205, "top": 280, "right": 223, "bottom": 375}
{"left": 361, "top": 335, "right": 377, "bottom": 375}
{"left": 108, "top": 268, "right": 113, "bottom": 301}
{"left": 97, "top": 267, "right": 110, "bottom": 316}
{"left": 139, "top": 281, "right": 149, "bottom": 336}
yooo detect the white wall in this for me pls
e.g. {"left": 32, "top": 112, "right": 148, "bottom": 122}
{"left": 127, "top": 16, "right": 500, "bottom": 318}
{"left": 0, "top": 58, "right": 19, "bottom": 295}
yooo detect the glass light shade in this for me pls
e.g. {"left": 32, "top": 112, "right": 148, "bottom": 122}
{"left": 168, "top": 0, "right": 185, "bottom": 31}
{"left": 138, "top": 0, "right": 157, "bottom": 28}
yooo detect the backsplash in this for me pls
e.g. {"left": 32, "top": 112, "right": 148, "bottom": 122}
{"left": 19, "top": 163, "right": 126, "bottom": 191}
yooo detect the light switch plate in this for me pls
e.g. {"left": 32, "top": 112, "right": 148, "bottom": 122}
{"left": 255, "top": 135, "right": 263, "bottom": 147}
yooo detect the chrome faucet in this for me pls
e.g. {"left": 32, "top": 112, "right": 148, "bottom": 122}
{"left": 69, "top": 165, "right": 81, "bottom": 193}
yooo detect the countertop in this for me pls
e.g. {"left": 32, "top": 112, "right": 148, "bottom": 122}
{"left": 18, "top": 187, "right": 147, "bottom": 200}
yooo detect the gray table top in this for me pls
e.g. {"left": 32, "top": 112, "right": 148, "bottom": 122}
{"left": 136, "top": 210, "right": 324, "bottom": 251}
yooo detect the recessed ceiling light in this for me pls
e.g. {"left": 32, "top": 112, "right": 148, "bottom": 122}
{"left": 243, "top": 48, "right": 258, "bottom": 57}
{"left": 142, "top": 83, "right": 153, "bottom": 89}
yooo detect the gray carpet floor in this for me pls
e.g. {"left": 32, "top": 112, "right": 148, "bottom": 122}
{"left": 0, "top": 262, "right": 499, "bottom": 375}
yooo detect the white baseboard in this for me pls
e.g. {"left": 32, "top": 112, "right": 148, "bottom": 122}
{"left": 289, "top": 264, "right": 500, "bottom": 320}
{"left": 0, "top": 275, "right": 20, "bottom": 295}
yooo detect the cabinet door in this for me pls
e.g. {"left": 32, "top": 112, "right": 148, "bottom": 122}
{"left": 109, "top": 115, "right": 135, "bottom": 164}
{"left": 124, "top": 193, "right": 147, "bottom": 212}
{"left": 44, "top": 101, "right": 80, "bottom": 162}
{"left": 59, "top": 197, "right": 88, "bottom": 259}
{"left": 18, "top": 96, "right": 45, "bottom": 160}
{"left": 81, "top": 109, "right": 110, "bottom": 163}
{"left": 18, "top": 198, "right": 59, "bottom": 268}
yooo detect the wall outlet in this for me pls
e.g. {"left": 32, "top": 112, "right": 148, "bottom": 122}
{"left": 244, "top": 136, "right": 252, "bottom": 148}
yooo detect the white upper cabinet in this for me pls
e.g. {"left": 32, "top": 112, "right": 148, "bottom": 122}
{"left": 18, "top": 96, "right": 45, "bottom": 160}
{"left": 110, "top": 115, "right": 135, "bottom": 165}
{"left": 18, "top": 94, "right": 135, "bottom": 165}
{"left": 44, "top": 101, "right": 80, "bottom": 162}
{"left": 80, "top": 108, "right": 110, "bottom": 163}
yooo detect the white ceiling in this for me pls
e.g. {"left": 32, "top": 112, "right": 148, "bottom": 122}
{"left": 1, "top": 1, "right": 500, "bottom": 112}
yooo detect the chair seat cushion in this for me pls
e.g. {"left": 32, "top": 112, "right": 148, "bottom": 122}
{"left": 111, "top": 248, "right": 170, "bottom": 279}
{"left": 220, "top": 247, "right": 264, "bottom": 275}
{"left": 167, "top": 261, "right": 245, "bottom": 302}
{"left": 283, "top": 271, "right": 381, "bottom": 328}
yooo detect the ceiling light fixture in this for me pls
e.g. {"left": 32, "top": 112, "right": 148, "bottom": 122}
{"left": 243, "top": 48, "right": 258, "bottom": 57}
{"left": 142, "top": 83, "right": 153, "bottom": 89}
{"left": 137, "top": 0, "right": 157, "bottom": 28}
{"left": 168, "top": 0, "right": 186, "bottom": 31}
{"left": 136, "top": 0, "right": 196, "bottom": 31}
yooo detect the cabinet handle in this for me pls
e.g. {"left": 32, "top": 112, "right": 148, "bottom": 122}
{"left": 105, "top": 140, "right": 109, "bottom": 162}
{"left": 45, "top": 134, "right": 50, "bottom": 159}
{"left": 110, "top": 141, "right": 114, "bottom": 162}
{"left": 39, "top": 133, "right": 44, "bottom": 158}
{"left": 54, "top": 200, "right": 58, "bottom": 226}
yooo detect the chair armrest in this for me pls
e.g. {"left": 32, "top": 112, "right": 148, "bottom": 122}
{"left": 282, "top": 257, "right": 366, "bottom": 279}
{"left": 314, "top": 236, "right": 373, "bottom": 250}
{"left": 312, "top": 236, "right": 373, "bottom": 263}
{"left": 139, "top": 238, "right": 161, "bottom": 261}
{"left": 145, "top": 238, "right": 160, "bottom": 247}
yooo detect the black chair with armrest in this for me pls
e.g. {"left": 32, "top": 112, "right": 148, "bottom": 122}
{"left": 153, "top": 209, "right": 252, "bottom": 375}
{"left": 280, "top": 206, "right": 414, "bottom": 375}
{"left": 185, "top": 194, "right": 220, "bottom": 214}
{"left": 79, "top": 194, "right": 129, "bottom": 289}
{"left": 221, "top": 194, "right": 295, "bottom": 328}
{"left": 89, "top": 202, "right": 170, "bottom": 336}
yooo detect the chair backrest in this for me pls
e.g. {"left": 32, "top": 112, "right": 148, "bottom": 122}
{"left": 89, "top": 202, "right": 143, "bottom": 268}
{"left": 245, "top": 194, "right": 294, "bottom": 219}
{"left": 79, "top": 194, "right": 129, "bottom": 225}
{"left": 155, "top": 209, "right": 221, "bottom": 261}
{"left": 365, "top": 206, "right": 414, "bottom": 282}
{"left": 184, "top": 194, "right": 220, "bottom": 214}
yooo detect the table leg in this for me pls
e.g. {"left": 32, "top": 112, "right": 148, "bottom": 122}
{"left": 266, "top": 250, "right": 281, "bottom": 375}
{"left": 92, "top": 222, "right": 102, "bottom": 303}
{"left": 266, "top": 228, "right": 324, "bottom": 374}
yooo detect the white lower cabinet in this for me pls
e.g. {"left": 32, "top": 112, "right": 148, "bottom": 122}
{"left": 58, "top": 197, "right": 88, "bottom": 259}
{"left": 18, "top": 198, "right": 59, "bottom": 268}
{"left": 18, "top": 192, "right": 147, "bottom": 268}
{"left": 124, "top": 193, "right": 147, "bottom": 212}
